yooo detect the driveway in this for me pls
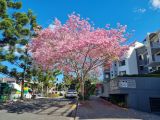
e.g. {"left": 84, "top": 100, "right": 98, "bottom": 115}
{"left": 76, "top": 96, "right": 160, "bottom": 120}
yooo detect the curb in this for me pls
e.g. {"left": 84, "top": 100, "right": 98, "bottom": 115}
{"left": 63, "top": 103, "right": 77, "bottom": 117}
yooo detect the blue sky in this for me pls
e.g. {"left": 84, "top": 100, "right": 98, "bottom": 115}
{"left": 21, "top": 0, "right": 160, "bottom": 42}
{"left": 1, "top": 0, "right": 160, "bottom": 81}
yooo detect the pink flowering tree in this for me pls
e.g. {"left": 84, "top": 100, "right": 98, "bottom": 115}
{"left": 29, "top": 13, "right": 128, "bottom": 99}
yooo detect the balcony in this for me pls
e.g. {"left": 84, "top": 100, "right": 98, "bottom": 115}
{"left": 150, "top": 42, "right": 160, "bottom": 54}
{"left": 155, "top": 55, "right": 160, "bottom": 62}
{"left": 151, "top": 42, "right": 160, "bottom": 49}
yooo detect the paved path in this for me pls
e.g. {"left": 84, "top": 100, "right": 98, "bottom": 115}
{"left": 0, "top": 98, "right": 75, "bottom": 120}
{"left": 76, "top": 96, "right": 160, "bottom": 120}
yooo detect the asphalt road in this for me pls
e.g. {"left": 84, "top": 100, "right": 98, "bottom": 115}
{"left": 0, "top": 98, "right": 76, "bottom": 120}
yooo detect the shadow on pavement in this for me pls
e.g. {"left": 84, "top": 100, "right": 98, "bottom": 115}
{"left": 0, "top": 98, "right": 75, "bottom": 115}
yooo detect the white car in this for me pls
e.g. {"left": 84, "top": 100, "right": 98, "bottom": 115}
{"left": 65, "top": 89, "right": 78, "bottom": 98}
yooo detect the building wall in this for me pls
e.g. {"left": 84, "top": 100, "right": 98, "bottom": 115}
{"left": 110, "top": 61, "right": 118, "bottom": 79}
{"left": 146, "top": 33, "right": 153, "bottom": 64}
{"left": 127, "top": 48, "right": 138, "bottom": 75}
{"left": 108, "top": 42, "right": 144, "bottom": 79}
{"left": 108, "top": 77, "right": 160, "bottom": 112}
{"left": 101, "top": 82, "right": 109, "bottom": 97}
{"left": 135, "top": 46, "right": 148, "bottom": 74}
{"left": 117, "top": 60, "right": 128, "bottom": 75}
{"left": 118, "top": 47, "right": 139, "bottom": 75}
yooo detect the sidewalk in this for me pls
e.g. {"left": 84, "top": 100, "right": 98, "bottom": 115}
{"left": 76, "top": 96, "right": 160, "bottom": 120}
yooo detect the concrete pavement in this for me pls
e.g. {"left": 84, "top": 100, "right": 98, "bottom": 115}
{"left": 1, "top": 96, "right": 160, "bottom": 120}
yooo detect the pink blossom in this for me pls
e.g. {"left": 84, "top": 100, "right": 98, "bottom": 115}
{"left": 29, "top": 13, "right": 129, "bottom": 80}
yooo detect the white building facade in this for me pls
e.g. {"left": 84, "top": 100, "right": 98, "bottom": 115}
{"left": 110, "top": 41, "right": 144, "bottom": 79}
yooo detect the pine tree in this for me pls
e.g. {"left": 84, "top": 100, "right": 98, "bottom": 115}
{"left": 0, "top": 0, "right": 38, "bottom": 99}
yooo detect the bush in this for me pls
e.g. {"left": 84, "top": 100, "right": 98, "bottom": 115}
{"left": 119, "top": 73, "right": 160, "bottom": 77}
{"left": 48, "top": 93, "right": 59, "bottom": 98}
{"left": 0, "top": 95, "right": 9, "bottom": 102}
{"left": 109, "top": 95, "right": 127, "bottom": 108}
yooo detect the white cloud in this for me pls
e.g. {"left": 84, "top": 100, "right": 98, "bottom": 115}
{"left": 150, "top": 0, "right": 160, "bottom": 9}
{"left": 134, "top": 8, "right": 146, "bottom": 13}
{"left": 49, "top": 24, "right": 55, "bottom": 29}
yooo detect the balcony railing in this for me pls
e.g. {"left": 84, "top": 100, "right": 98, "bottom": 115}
{"left": 109, "top": 79, "right": 136, "bottom": 91}
{"left": 151, "top": 42, "right": 160, "bottom": 48}
{"left": 155, "top": 56, "right": 160, "bottom": 62}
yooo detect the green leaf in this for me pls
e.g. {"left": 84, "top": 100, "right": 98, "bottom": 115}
{"left": 0, "top": 18, "right": 13, "bottom": 30}
{"left": 5, "top": 54, "right": 14, "bottom": 62}
{"left": 7, "top": 1, "right": 22, "bottom": 9}
{"left": 20, "top": 29, "right": 30, "bottom": 36}
{"left": 0, "top": 0, "right": 7, "bottom": 17}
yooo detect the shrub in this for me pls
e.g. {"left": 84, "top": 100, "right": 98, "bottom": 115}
{"left": 48, "top": 93, "right": 59, "bottom": 98}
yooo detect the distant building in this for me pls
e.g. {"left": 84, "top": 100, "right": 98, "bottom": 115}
{"left": 0, "top": 78, "right": 17, "bottom": 83}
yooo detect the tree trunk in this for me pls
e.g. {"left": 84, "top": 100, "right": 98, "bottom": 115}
{"left": 21, "top": 79, "right": 24, "bottom": 100}
{"left": 80, "top": 81, "right": 85, "bottom": 101}
{"left": 47, "top": 86, "right": 48, "bottom": 96}
{"left": 41, "top": 82, "right": 43, "bottom": 96}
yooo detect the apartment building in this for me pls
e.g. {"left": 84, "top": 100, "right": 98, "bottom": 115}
{"left": 144, "top": 31, "right": 160, "bottom": 72}
{"left": 109, "top": 41, "right": 145, "bottom": 79}
{"left": 108, "top": 31, "right": 160, "bottom": 79}
{"left": 135, "top": 45, "right": 148, "bottom": 74}
{"left": 101, "top": 31, "right": 160, "bottom": 112}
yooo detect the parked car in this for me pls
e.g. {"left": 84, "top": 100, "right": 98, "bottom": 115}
{"left": 65, "top": 89, "right": 78, "bottom": 98}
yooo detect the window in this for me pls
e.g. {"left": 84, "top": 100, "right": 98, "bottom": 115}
{"left": 139, "top": 54, "right": 143, "bottom": 60}
{"left": 139, "top": 65, "right": 144, "bottom": 70}
{"left": 150, "top": 69, "right": 153, "bottom": 72}
{"left": 119, "top": 60, "right": 126, "bottom": 66}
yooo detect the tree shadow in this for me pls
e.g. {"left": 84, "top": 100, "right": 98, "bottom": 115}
{"left": 0, "top": 98, "right": 75, "bottom": 115}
